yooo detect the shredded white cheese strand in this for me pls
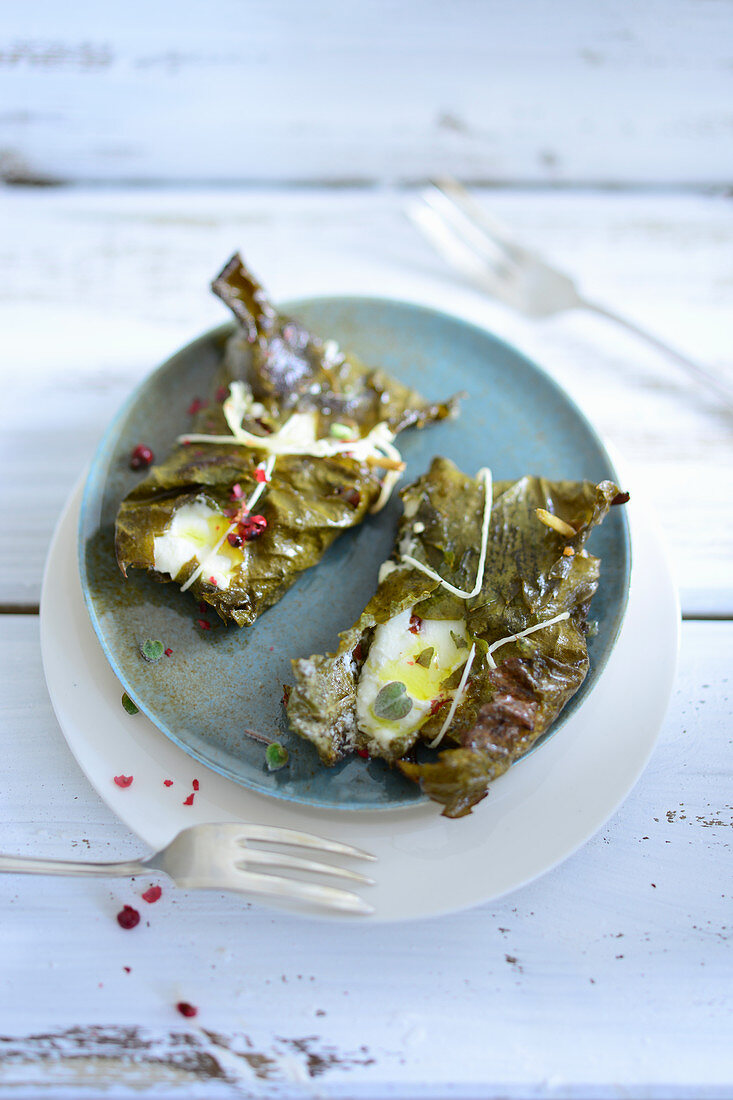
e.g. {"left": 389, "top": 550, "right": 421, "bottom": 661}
{"left": 222, "top": 381, "right": 259, "bottom": 438}
{"left": 426, "top": 610, "right": 572, "bottom": 750}
{"left": 370, "top": 464, "right": 403, "bottom": 515}
{"left": 179, "top": 454, "right": 277, "bottom": 593}
{"left": 428, "top": 643, "right": 477, "bottom": 750}
{"left": 401, "top": 467, "right": 492, "bottom": 599}
{"left": 179, "top": 422, "right": 399, "bottom": 461}
{"left": 485, "top": 611, "right": 571, "bottom": 669}
{"left": 179, "top": 382, "right": 399, "bottom": 464}
{"left": 178, "top": 382, "right": 404, "bottom": 513}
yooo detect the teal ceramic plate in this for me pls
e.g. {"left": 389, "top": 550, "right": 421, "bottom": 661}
{"left": 79, "top": 297, "right": 630, "bottom": 811}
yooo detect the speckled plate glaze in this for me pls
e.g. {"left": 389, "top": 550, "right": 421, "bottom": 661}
{"left": 79, "top": 297, "right": 630, "bottom": 811}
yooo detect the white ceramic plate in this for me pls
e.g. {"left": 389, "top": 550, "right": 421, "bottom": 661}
{"left": 40, "top": 478, "right": 678, "bottom": 923}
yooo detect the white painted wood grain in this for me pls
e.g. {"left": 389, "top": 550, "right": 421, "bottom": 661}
{"left": 0, "top": 0, "right": 732, "bottom": 185}
{"left": 0, "top": 186, "right": 730, "bottom": 612}
{"left": 0, "top": 615, "right": 730, "bottom": 1097}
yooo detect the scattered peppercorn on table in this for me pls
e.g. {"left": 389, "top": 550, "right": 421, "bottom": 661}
{"left": 0, "top": 185, "right": 731, "bottom": 1099}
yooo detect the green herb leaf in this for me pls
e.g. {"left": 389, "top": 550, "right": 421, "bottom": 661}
{"left": 415, "top": 646, "right": 435, "bottom": 668}
{"left": 121, "top": 693, "right": 139, "bottom": 715}
{"left": 450, "top": 630, "right": 468, "bottom": 650}
{"left": 373, "top": 681, "right": 413, "bottom": 721}
{"left": 140, "top": 639, "right": 165, "bottom": 663}
{"left": 329, "top": 422, "right": 356, "bottom": 441}
{"left": 265, "top": 742, "right": 289, "bottom": 771}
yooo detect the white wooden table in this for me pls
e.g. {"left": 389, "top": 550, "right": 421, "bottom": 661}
{"left": 0, "top": 184, "right": 731, "bottom": 1098}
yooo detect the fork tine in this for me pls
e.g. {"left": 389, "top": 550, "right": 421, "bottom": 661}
{"left": 234, "top": 870, "right": 375, "bottom": 915}
{"left": 430, "top": 177, "right": 530, "bottom": 260}
{"left": 421, "top": 186, "right": 519, "bottom": 276}
{"left": 236, "top": 848, "right": 375, "bottom": 886}
{"left": 406, "top": 203, "right": 507, "bottom": 291}
{"left": 237, "top": 825, "right": 376, "bottom": 862}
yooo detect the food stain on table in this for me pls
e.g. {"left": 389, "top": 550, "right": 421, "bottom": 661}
{"left": 0, "top": 1026, "right": 377, "bottom": 1088}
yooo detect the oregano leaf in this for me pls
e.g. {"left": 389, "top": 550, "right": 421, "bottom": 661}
{"left": 121, "top": 692, "right": 139, "bottom": 715}
{"left": 450, "top": 630, "right": 468, "bottom": 650}
{"left": 265, "top": 742, "right": 289, "bottom": 771}
{"left": 415, "top": 646, "right": 435, "bottom": 668}
{"left": 373, "top": 681, "right": 413, "bottom": 721}
{"left": 140, "top": 639, "right": 165, "bottom": 663}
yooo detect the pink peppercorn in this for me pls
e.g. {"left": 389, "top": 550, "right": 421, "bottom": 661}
{"left": 129, "top": 445, "right": 154, "bottom": 470}
{"left": 117, "top": 905, "right": 140, "bottom": 930}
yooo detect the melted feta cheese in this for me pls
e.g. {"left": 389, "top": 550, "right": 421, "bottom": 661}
{"left": 179, "top": 382, "right": 405, "bottom": 512}
{"left": 377, "top": 560, "right": 398, "bottom": 583}
{"left": 356, "top": 608, "right": 469, "bottom": 753}
{"left": 153, "top": 500, "right": 243, "bottom": 591}
{"left": 271, "top": 409, "right": 319, "bottom": 446}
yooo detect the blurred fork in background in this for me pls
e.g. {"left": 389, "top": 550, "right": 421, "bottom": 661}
{"left": 408, "top": 178, "right": 733, "bottom": 411}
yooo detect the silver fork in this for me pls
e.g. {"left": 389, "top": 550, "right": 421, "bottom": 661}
{"left": 0, "top": 822, "right": 376, "bottom": 916}
{"left": 408, "top": 177, "right": 733, "bottom": 411}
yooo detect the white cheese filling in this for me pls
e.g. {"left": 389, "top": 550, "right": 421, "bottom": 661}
{"left": 179, "top": 454, "right": 276, "bottom": 593}
{"left": 153, "top": 500, "right": 239, "bottom": 591}
{"left": 355, "top": 606, "right": 575, "bottom": 753}
{"left": 356, "top": 608, "right": 470, "bottom": 753}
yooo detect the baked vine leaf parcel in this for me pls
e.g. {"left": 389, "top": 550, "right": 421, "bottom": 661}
{"left": 287, "top": 457, "right": 625, "bottom": 817}
{"left": 115, "top": 255, "right": 457, "bottom": 625}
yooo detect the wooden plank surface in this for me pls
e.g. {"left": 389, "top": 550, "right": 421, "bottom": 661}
{"left": 0, "top": 186, "right": 731, "bottom": 613}
{"left": 0, "top": 1, "right": 732, "bottom": 186}
{"left": 0, "top": 614, "right": 730, "bottom": 1097}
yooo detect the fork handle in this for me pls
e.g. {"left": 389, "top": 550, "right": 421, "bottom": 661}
{"left": 581, "top": 299, "right": 733, "bottom": 411}
{"left": 0, "top": 854, "right": 148, "bottom": 877}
